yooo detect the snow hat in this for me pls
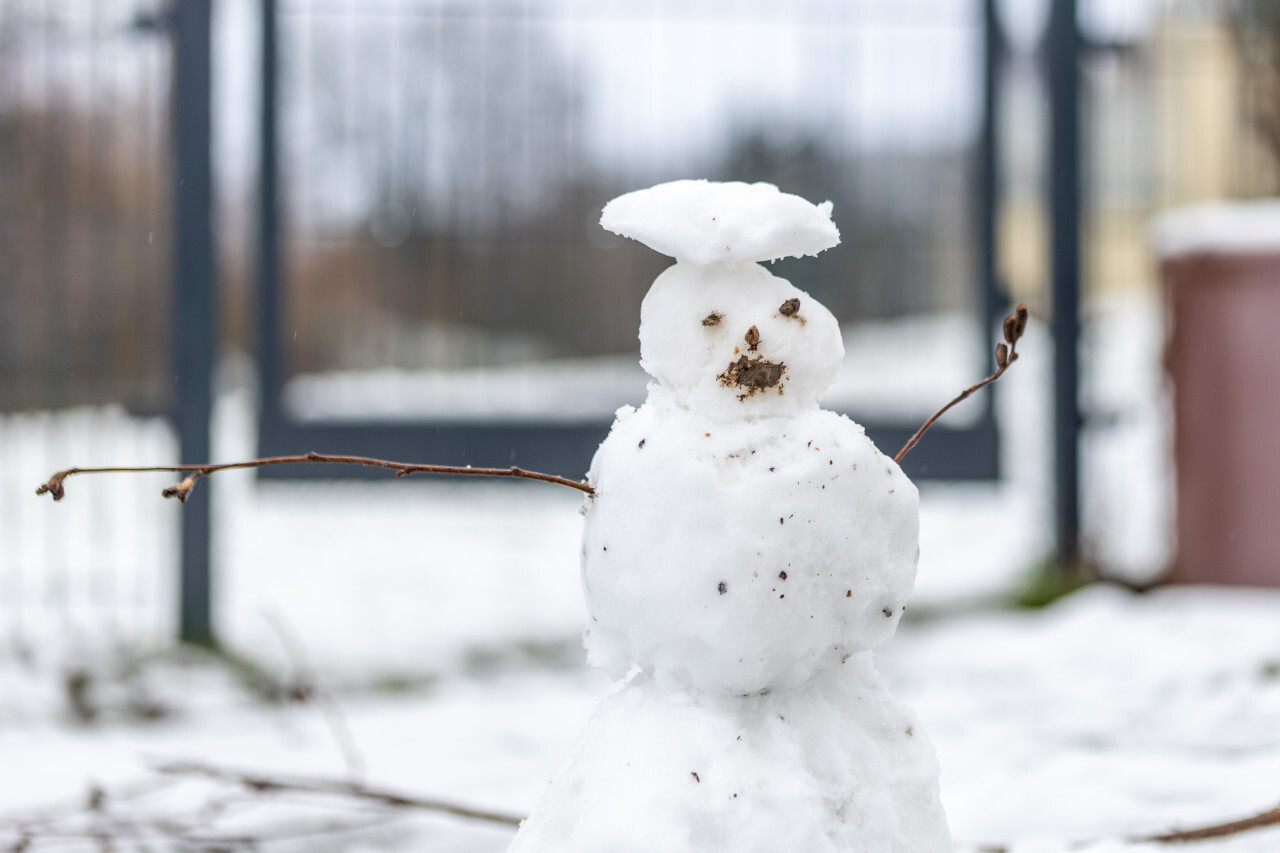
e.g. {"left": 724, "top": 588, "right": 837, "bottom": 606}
{"left": 601, "top": 179, "right": 840, "bottom": 268}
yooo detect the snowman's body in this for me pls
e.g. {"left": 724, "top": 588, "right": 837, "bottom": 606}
{"left": 509, "top": 181, "right": 950, "bottom": 852}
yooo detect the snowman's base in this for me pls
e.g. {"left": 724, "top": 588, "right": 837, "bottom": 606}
{"left": 509, "top": 655, "right": 950, "bottom": 853}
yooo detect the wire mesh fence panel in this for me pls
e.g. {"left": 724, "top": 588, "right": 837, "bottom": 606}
{"left": 0, "top": 409, "right": 177, "bottom": 656}
{"left": 272, "top": 0, "right": 988, "bottom": 427}
{"left": 0, "top": 0, "right": 173, "bottom": 415}
{"left": 0, "top": 0, "right": 176, "bottom": 654}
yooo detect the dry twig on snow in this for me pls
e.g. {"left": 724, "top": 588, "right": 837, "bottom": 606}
{"left": 261, "top": 609, "right": 367, "bottom": 781}
{"left": 971, "top": 797, "right": 1280, "bottom": 852}
{"left": 1133, "top": 800, "right": 1280, "bottom": 844}
{"left": 4, "top": 811, "right": 409, "bottom": 850}
{"left": 153, "top": 760, "right": 523, "bottom": 827}
{"left": 10, "top": 761, "right": 1280, "bottom": 852}
{"left": 1, "top": 758, "right": 521, "bottom": 851}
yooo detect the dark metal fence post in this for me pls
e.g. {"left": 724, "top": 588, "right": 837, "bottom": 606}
{"left": 981, "top": 0, "right": 1004, "bottom": 417}
{"left": 258, "top": 0, "right": 283, "bottom": 448}
{"left": 172, "top": 0, "right": 217, "bottom": 646}
{"left": 1048, "top": 0, "right": 1081, "bottom": 567}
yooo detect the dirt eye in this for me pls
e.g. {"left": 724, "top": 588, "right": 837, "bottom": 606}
{"left": 779, "top": 298, "right": 800, "bottom": 317}
{"left": 702, "top": 312, "right": 722, "bottom": 327}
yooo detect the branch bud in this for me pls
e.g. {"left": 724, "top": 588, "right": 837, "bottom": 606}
{"left": 36, "top": 472, "right": 68, "bottom": 501}
{"left": 1003, "top": 313, "right": 1018, "bottom": 345}
{"left": 996, "top": 342, "right": 1009, "bottom": 368}
{"left": 1014, "top": 303, "right": 1028, "bottom": 339}
{"left": 162, "top": 473, "right": 201, "bottom": 503}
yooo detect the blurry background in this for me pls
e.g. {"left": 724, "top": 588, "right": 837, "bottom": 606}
{"left": 5, "top": 1, "right": 1280, "bottom": 848}
{"left": 8, "top": 0, "right": 1278, "bottom": 653}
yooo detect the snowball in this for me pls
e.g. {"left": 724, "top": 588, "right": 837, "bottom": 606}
{"left": 601, "top": 179, "right": 840, "bottom": 267}
{"left": 581, "top": 398, "right": 919, "bottom": 695}
{"left": 508, "top": 663, "right": 950, "bottom": 853}
{"left": 638, "top": 261, "right": 844, "bottom": 420}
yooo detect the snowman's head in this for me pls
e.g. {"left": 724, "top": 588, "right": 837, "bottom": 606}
{"left": 639, "top": 261, "right": 843, "bottom": 417}
{"left": 602, "top": 179, "right": 845, "bottom": 418}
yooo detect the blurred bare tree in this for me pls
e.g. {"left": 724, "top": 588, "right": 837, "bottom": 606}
{"left": 1231, "top": 0, "right": 1280, "bottom": 168}
{"left": 278, "top": 6, "right": 977, "bottom": 377}
{"left": 0, "top": 2, "right": 171, "bottom": 413}
{"left": 281, "top": 6, "right": 666, "bottom": 373}
{"left": 716, "top": 127, "right": 973, "bottom": 324}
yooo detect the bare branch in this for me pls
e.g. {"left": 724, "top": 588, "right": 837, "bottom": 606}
{"left": 972, "top": 797, "right": 1280, "bottom": 850}
{"left": 895, "top": 304, "right": 1027, "bottom": 464}
{"left": 4, "top": 813, "right": 407, "bottom": 849}
{"left": 261, "top": 610, "right": 366, "bottom": 781}
{"left": 1134, "top": 801, "right": 1280, "bottom": 844}
{"left": 152, "top": 760, "right": 524, "bottom": 827}
{"left": 37, "top": 451, "right": 593, "bottom": 503}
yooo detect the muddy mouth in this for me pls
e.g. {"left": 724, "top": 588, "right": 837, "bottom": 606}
{"left": 718, "top": 355, "right": 785, "bottom": 399}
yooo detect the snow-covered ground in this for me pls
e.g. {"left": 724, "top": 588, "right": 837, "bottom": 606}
{"left": 5, "top": 585, "right": 1280, "bottom": 852}
{"left": 5, "top": 292, "right": 1267, "bottom": 852}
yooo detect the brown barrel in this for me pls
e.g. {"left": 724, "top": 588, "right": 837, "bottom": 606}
{"left": 1162, "top": 250, "right": 1280, "bottom": 585}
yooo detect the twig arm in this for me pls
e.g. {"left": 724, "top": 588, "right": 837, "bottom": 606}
{"left": 893, "top": 355, "right": 1017, "bottom": 465}
{"left": 895, "top": 304, "right": 1027, "bottom": 464}
{"left": 36, "top": 451, "right": 593, "bottom": 502}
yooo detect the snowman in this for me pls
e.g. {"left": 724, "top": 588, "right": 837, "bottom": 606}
{"left": 509, "top": 180, "right": 950, "bottom": 852}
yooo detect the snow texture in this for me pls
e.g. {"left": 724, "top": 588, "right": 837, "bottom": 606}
{"left": 7, "top": 586, "right": 1280, "bottom": 853}
{"left": 1149, "top": 199, "right": 1280, "bottom": 259}
{"left": 582, "top": 401, "right": 917, "bottom": 694}
{"left": 600, "top": 179, "right": 840, "bottom": 267}
{"left": 508, "top": 661, "right": 948, "bottom": 853}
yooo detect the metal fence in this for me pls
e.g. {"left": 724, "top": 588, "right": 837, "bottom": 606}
{"left": 1, "top": 0, "right": 1045, "bottom": 651}
{"left": 0, "top": 0, "right": 173, "bottom": 415}
{"left": 0, "top": 0, "right": 178, "bottom": 652}
{"left": 255, "top": 0, "right": 1005, "bottom": 485}
{"left": 9, "top": 0, "right": 1274, "bottom": 650}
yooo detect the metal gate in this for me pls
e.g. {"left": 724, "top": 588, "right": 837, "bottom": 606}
{"left": 251, "top": 0, "right": 1013, "bottom": 485}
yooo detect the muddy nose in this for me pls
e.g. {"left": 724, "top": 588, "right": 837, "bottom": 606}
{"left": 745, "top": 325, "right": 760, "bottom": 351}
